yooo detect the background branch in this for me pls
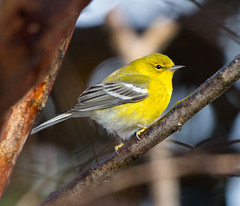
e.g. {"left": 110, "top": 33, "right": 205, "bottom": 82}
{"left": 106, "top": 9, "right": 180, "bottom": 63}
{"left": 41, "top": 54, "right": 240, "bottom": 206}
{"left": 56, "top": 152, "right": 240, "bottom": 205}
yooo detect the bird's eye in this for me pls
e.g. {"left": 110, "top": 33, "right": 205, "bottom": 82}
{"left": 156, "top": 65, "right": 162, "bottom": 69}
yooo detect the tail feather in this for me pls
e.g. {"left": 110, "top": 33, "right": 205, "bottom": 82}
{"left": 31, "top": 113, "right": 73, "bottom": 135}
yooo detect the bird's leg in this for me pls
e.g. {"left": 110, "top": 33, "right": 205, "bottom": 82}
{"left": 136, "top": 124, "right": 148, "bottom": 140}
{"left": 163, "top": 95, "right": 190, "bottom": 117}
{"left": 114, "top": 142, "right": 124, "bottom": 153}
{"left": 114, "top": 135, "right": 124, "bottom": 153}
{"left": 173, "top": 95, "right": 190, "bottom": 107}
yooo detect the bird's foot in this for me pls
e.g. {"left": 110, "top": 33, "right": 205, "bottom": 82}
{"left": 136, "top": 125, "right": 148, "bottom": 140}
{"left": 114, "top": 142, "right": 124, "bottom": 153}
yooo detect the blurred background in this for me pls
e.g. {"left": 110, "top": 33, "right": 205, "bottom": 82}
{"left": 2, "top": 0, "right": 240, "bottom": 205}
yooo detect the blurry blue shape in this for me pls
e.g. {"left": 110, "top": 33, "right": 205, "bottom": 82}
{"left": 226, "top": 177, "right": 240, "bottom": 206}
{"left": 229, "top": 112, "right": 240, "bottom": 150}
{"left": 234, "top": 80, "right": 240, "bottom": 90}
{"left": 167, "top": 86, "right": 215, "bottom": 150}
{"left": 226, "top": 81, "right": 240, "bottom": 110}
{"left": 87, "top": 57, "right": 125, "bottom": 86}
{"left": 76, "top": 0, "right": 205, "bottom": 28}
{"left": 76, "top": 0, "right": 120, "bottom": 28}
{"left": 118, "top": 0, "right": 203, "bottom": 28}
{"left": 218, "top": 12, "right": 240, "bottom": 63}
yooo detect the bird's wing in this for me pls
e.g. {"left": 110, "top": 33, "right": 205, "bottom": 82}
{"left": 70, "top": 77, "right": 149, "bottom": 112}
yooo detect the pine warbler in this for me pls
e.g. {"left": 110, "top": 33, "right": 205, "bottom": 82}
{"left": 31, "top": 53, "right": 184, "bottom": 143}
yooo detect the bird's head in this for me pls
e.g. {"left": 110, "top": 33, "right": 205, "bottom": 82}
{"left": 143, "top": 53, "right": 184, "bottom": 74}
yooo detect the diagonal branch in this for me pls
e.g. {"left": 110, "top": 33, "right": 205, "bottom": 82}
{"left": 40, "top": 54, "right": 240, "bottom": 206}
{"left": 0, "top": 0, "right": 91, "bottom": 114}
{"left": 0, "top": 0, "right": 91, "bottom": 199}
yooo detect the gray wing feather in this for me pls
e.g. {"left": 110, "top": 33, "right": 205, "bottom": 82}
{"left": 31, "top": 113, "right": 73, "bottom": 134}
{"left": 71, "top": 82, "right": 148, "bottom": 112}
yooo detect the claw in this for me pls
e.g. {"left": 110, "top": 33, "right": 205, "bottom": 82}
{"left": 114, "top": 143, "right": 124, "bottom": 153}
{"left": 136, "top": 132, "right": 142, "bottom": 140}
{"left": 136, "top": 125, "right": 148, "bottom": 140}
{"left": 176, "top": 122, "right": 183, "bottom": 133}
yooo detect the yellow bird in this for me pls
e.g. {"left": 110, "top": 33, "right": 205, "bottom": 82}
{"left": 31, "top": 53, "right": 184, "bottom": 146}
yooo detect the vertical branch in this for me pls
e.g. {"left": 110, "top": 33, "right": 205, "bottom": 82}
{"left": 0, "top": 44, "right": 66, "bottom": 197}
{"left": 0, "top": 0, "right": 91, "bottom": 198}
{"left": 0, "top": 0, "right": 90, "bottom": 114}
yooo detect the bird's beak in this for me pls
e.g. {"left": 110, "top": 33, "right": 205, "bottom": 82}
{"left": 168, "top": 65, "right": 185, "bottom": 72}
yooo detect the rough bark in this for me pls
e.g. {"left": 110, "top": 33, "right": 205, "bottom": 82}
{"left": 0, "top": 0, "right": 91, "bottom": 199}
{"left": 0, "top": 0, "right": 90, "bottom": 115}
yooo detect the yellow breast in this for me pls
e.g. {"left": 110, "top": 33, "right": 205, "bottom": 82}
{"left": 114, "top": 78, "right": 172, "bottom": 126}
{"left": 92, "top": 68, "right": 174, "bottom": 140}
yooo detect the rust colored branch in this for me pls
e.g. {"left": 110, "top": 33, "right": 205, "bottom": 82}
{"left": 0, "top": 0, "right": 90, "bottom": 114}
{"left": 0, "top": 0, "right": 91, "bottom": 199}
{"left": 40, "top": 54, "right": 240, "bottom": 206}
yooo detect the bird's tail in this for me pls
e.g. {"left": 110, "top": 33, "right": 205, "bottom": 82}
{"left": 31, "top": 112, "right": 73, "bottom": 135}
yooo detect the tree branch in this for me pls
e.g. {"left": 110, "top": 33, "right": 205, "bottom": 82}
{"left": 0, "top": 0, "right": 90, "bottom": 114}
{"left": 40, "top": 54, "right": 240, "bottom": 206}
{"left": 0, "top": 0, "right": 91, "bottom": 199}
